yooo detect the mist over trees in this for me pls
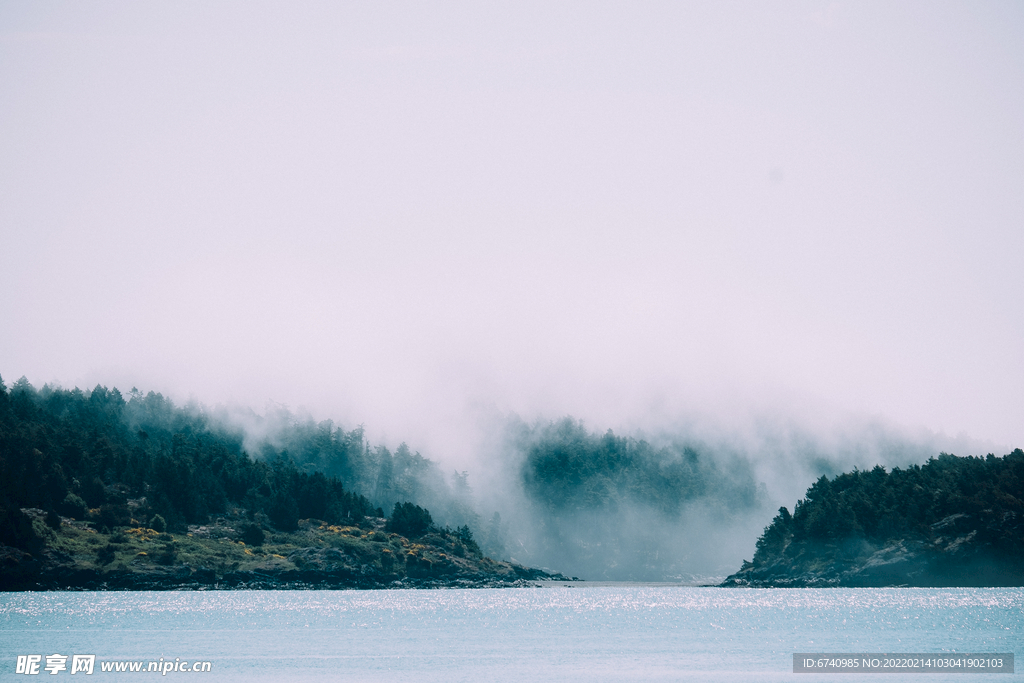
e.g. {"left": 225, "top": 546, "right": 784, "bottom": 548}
{"left": 521, "top": 418, "right": 761, "bottom": 515}
{"left": 496, "top": 417, "right": 768, "bottom": 579}
{"left": 0, "top": 376, "right": 488, "bottom": 554}
{"left": 221, "top": 410, "right": 482, "bottom": 533}
{"left": 0, "top": 376, "right": 772, "bottom": 577}
{"left": 6, "top": 374, "right": 1010, "bottom": 582}
{"left": 0, "top": 377, "right": 380, "bottom": 545}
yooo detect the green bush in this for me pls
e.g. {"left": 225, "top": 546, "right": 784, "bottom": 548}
{"left": 60, "top": 493, "right": 88, "bottom": 520}
{"left": 149, "top": 514, "right": 167, "bottom": 533}
{"left": 385, "top": 502, "right": 434, "bottom": 539}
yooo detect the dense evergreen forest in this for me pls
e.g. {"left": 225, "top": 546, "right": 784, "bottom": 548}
{"left": 0, "top": 376, "right": 383, "bottom": 545}
{"left": 726, "top": 450, "right": 1024, "bottom": 586}
{"left": 0, "top": 376, "right": 576, "bottom": 590}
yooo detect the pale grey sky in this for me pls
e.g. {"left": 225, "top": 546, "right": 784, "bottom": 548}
{"left": 2, "top": 2, "right": 1022, "bottom": 461}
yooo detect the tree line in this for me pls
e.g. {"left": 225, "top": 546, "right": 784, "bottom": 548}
{"left": 0, "top": 376, "right": 381, "bottom": 547}
{"left": 750, "top": 450, "right": 1024, "bottom": 568}
{"left": 520, "top": 417, "right": 761, "bottom": 516}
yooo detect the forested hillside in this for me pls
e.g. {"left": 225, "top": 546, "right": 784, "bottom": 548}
{"left": 724, "top": 451, "right": 1024, "bottom": 586}
{"left": 0, "top": 376, "right": 570, "bottom": 590}
{"left": 0, "top": 376, "right": 380, "bottom": 541}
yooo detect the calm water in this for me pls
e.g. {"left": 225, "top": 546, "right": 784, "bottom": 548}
{"left": 2, "top": 586, "right": 1021, "bottom": 682}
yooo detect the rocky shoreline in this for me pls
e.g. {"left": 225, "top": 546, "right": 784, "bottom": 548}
{"left": 0, "top": 510, "right": 573, "bottom": 592}
{"left": 1, "top": 551, "right": 557, "bottom": 591}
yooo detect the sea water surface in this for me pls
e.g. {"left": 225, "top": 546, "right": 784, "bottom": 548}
{"left": 2, "top": 586, "right": 1021, "bottom": 682}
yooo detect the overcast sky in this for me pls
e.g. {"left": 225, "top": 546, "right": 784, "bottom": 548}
{"left": 2, "top": 2, "right": 1022, "bottom": 462}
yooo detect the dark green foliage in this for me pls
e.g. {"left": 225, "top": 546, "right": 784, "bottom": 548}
{"left": 149, "top": 514, "right": 167, "bottom": 533}
{"left": 0, "top": 380, "right": 379, "bottom": 542}
{"left": 60, "top": 493, "right": 87, "bottom": 520}
{"left": 255, "top": 422, "right": 480, "bottom": 535}
{"left": 44, "top": 509, "right": 61, "bottom": 530}
{"left": 81, "top": 477, "right": 107, "bottom": 509}
{"left": 240, "top": 524, "right": 265, "bottom": 546}
{"left": 753, "top": 506, "right": 793, "bottom": 563}
{"left": 453, "top": 524, "right": 481, "bottom": 556}
{"left": 454, "top": 524, "right": 474, "bottom": 544}
{"left": 750, "top": 451, "right": 1024, "bottom": 568}
{"left": 155, "top": 538, "right": 177, "bottom": 565}
{"left": 386, "top": 502, "right": 434, "bottom": 538}
{"left": 98, "top": 503, "right": 131, "bottom": 529}
{"left": 269, "top": 491, "right": 300, "bottom": 532}
{"left": 97, "top": 543, "right": 117, "bottom": 565}
{"left": 0, "top": 504, "right": 39, "bottom": 551}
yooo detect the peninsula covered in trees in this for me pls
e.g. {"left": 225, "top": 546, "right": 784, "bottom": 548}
{"left": 0, "top": 377, "right": 564, "bottom": 590}
{"left": 723, "top": 450, "right": 1024, "bottom": 587}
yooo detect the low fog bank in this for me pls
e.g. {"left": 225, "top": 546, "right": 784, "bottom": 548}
{"left": 460, "top": 414, "right": 996, "bottom": 580}
{"left": 5, "top": 373, "right": 1008, "bottom": 581}
{"left": 212, "top": 397, "right": 999, "bottom": 581}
